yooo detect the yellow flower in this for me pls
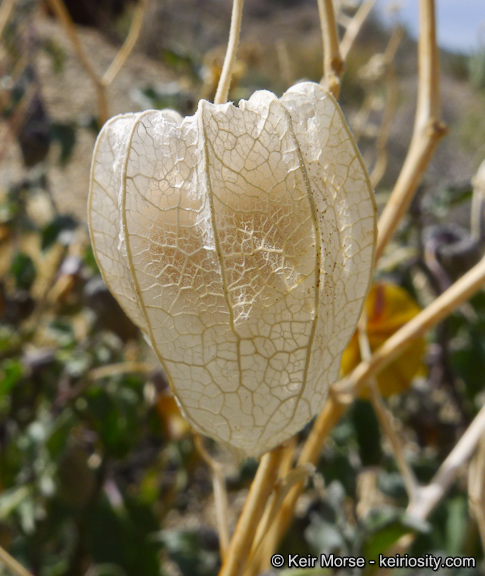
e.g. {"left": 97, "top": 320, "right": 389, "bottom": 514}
{"left": 341, "top": 281, "right": 427, "bottom": 399}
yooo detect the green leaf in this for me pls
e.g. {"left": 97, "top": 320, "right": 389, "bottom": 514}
{"left": 361, "top": 508, "right": 429, "bottom": 574}
{"left": 84, "top": 383, "right": 142, "bottom": 458}
{"left": 87, "top": 496, "right": 162, "bottom": 576}
{"left": 0, "top": 485, "right": 32, "bottom": 520}
{"left": 351, "top": 399, "right": 383, "bottom": 466}
{"left": 9, "top": 251, "right": 36, "bottom": 290}
{"left": 158, "top": 529, "right": 220, "bottom": 576}
{"left": 41, "top": 215, "right": 78, "bottom": 250}
{"left": 445, "top": 496, "right": 468, "bottom": 556}
{"left": 40, "top": 39, "right": 66, "bottom": 74}
{"left": 49, "top": 318, "right": 77, "bottom": 348}
{"left": 84, "top": 243, "right": 100, "bottom": 275}
{"left": 0, "top": 358, "right": 24, "bottom": 395}
{"left": 50, "top": 122, "right": 77, "bottom": 165}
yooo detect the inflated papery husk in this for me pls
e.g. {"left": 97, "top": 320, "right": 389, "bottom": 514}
{"left": 88, "top": 82, "right": 377, "bottom": 459}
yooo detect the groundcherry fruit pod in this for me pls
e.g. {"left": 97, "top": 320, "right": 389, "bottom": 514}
{"left": 88, "top": 81, "right": 377, "bottom": 459}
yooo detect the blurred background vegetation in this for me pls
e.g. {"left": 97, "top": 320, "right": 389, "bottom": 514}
{"left": 1, "top": 1, "right": 485, "bottom": 575}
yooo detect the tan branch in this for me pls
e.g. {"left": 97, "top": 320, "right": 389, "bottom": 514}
{"left": 195, "top": 435, "right": 230, "bottom": 562}
{"left": 317, "top": 0, "right": 344, "bottom": 99}
{"left": 102, "top": 0, "right": 150, "bottom": 86}
{"left": 245, "top": 463, "right": 315, "bottom": 576}
{"left": 370, "top": 26, "right": 404, "bottom": 187}
{"left": 218, "top": 445, "right": 285, "bottom": 576}
{"left": 46, "top": 0, "right": 150, "bottom": 125}
{"left": 46, "top": 0, "right": 100, "bottom": 86}
{"left": 0, "top": 83, "right": 35, "bottom": 165}
{"left": 369, "top": 387, "right": 420, "bottom": 498}
{"left": 265, "top": 254, "right": 485, "bottom": 558}
{"left": 214, "top": 0, "right": 244, "bottom": 104}
{"left": 340, "top": 0, "right": 376, "bottom": 60}
{"left": 357, "top": 311, "right": 420, "bottom": 500}
{"left": 88, "top": 362, "right": 156, "bottom": 380}
{"left": 0, "top": 547, "right": 34, "bottom": 576}
{"left": 267, "top": 392, "right": 350, "bottom": 557}
{"left": 469, "top": 436, "right": 485, "bottom": 553}
{"left": 0, "top": 0, "right": 15, "bottom": 40}
{"left": 338, "top": 257, "right": 485, "bottom": 398}
{"left": 375, "top": 0, "right": 447, "bottom": 261}
{"left": 244, "top": 439, "right": 296, "bottom": 576}
{"left": 46, "top": 0, "right": 108, "bottom": 123}
{"left": 408, "top": 401, "right": 485, "bottom": 520}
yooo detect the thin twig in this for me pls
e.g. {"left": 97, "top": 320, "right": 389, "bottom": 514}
{"left": 214, "top": 0, "right": 244, "bottom": 104}
{"left": 369, "top": 388, "right": 420, "bottom": 498}
{"left": 469, "top": 436, "right": 485, "bottom": 553}
{"left": 0, "top": 0, "right": 15, "bottom": 40}
{"left": 46, "top": 0, "right": 150, "bottom": 125}
{"left": 338, "top": 256, "right": 485, "bottom": 397}
{"left": 370, "top": 26, "right": 404, "bottom": 187}
{"left": 243, "top": 439, "right": 296, "bottom": 576}
{"left": 317, "top": 0, "right": 344, "bottom": 99}
{"left": 88, "top": 362, "right": 156, "bottom": 380}
{"left": 0, "top": 547, "right": 34, "bottom": 576}
{"left": 376, "top": 401, "right": 485, "bottom": 573}
{"left": 375, "top": 0, "right": 447, "bottom": 261}
{"left": 194, "top": 435, "right": 230, "bottom": 562}
{"left": 357, "top": 311, "right": 420, "bottom": 500}
{"left": 340, "top": 0, "right": 376, "bottom": 60}
{"left": 218, "top": 445, "right": 285, "bottom": 576}
{"left": 268, "top": 391, "right": 350, "bottom": 556}
{"left": 245, "top": 463, "right": 315, "bottom": 576}
{"left": 275, "top": 40, "right": 294, "bottom": 88}
{"left": 408, "top": 401, "right": 485, "bottom": 520}
{"left": 267, "top": 254, "right": 485, "bottom": 555}
{"left": 45, "top": 0, "right": 102, "bottom": 85}
{"left": 0, "top": 83, "right": 35, "bottom": 165}
{"left": 102, "top": 0, "right": 149, "bottom": 85}
{"left": 46, "top": 0, "right": 108, "bottom": 123}
{"left": 352, "top": 93, "right": 375, "bottom": 142}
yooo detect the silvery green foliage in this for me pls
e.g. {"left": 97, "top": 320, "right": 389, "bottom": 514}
{"left": 88, "top": 82, "right": 376, "bottom": 459}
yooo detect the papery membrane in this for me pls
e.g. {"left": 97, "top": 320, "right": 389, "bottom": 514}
{"left": 88, "top": 82, "right": 377, "bottom": 458}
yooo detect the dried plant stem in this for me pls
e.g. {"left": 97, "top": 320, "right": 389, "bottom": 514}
{"left": 338, "top": 256, "right": 485, "bottom": 397}
{"left": 357, "top": 313, "right": 420, "bottom": 500}
{"left": 0, "top": 0, "right": 15, "bottom": 39}
{"left": 214, "top": 0, "right": 244, "bottom": 105}
{"left": 46, "top": 0, "right": 108, "bottom": 122}
{"left": 264, "top": 256, "right": 485, "bottom": 559}
{"left": 244, "top": 439, "right": 297, "bottom": 576}
{"left": 370, "top": 26, "right": 404, "bottom": 187}
{"left": 375, "top": 0, "right": 446, "bottom": 261}
{"left": 218, "top": 445, "right": 285, "bottom": 576}
{"left": 317, "top": 0, "right": 344, "bottom": 99}
{"left": 268, "top": 392, "right": 349, "bottom": 556}
{"left": 194, "top": 435, "right": 230, "bottom": 562}
{"left": 378, "top": 401, "right": 485, "bottom": 573}
{"left": 369, "top": 387, "right": 420, "bottom": 498}
{"left": 244, "top": 464, "right": 314, "bottom": 576}
{"left": 352, "top": 94, "right": 374, "bottom": 142}
{"left": 408, "top": 400, "right": 485, "bottom": 520}
{"left": 0, "top": 83, "right": 35, "bottom": 165}
{"left": 0, "top": 547, "right": 34, "bottom": 576}
{"left": 88, "top": 362, "right": 156, "bottom": 380}
{"left": 275, "top": 40, "right": 295, "bottom": 87}
{"left": 469, "top": 437, "right": 485, "bottom": 552}
{"left": 340, "top": 0, "right": 376, "bottom": 59}
{"left": 46, "top": 0, "right": 149, "bottom": 125}
{"left": 103, "top": 0, "right": 149, "bottom": 85}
